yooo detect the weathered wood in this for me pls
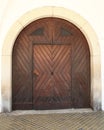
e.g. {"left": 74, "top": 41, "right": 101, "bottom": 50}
{"left": 12, "top": 18, "right": 90, "bottom": 110}
{"left": 33, "top": 45, "right": 72, "bottom": 109}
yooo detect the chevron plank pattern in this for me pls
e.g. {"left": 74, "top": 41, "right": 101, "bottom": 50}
{"left": 12, "top": 17, "right": 90, "bottom": 110}
{"left": 33, "top": 45, "right": 72, "bottom": 109}
{"left": 52, "top": 18, "right": 90, "bottom": 108}
{"left": 0, "top": 112, "right": 104, "bottom": 130}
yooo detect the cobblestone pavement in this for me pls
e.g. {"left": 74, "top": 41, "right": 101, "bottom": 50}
{"left": 0, "top": 111, "right": 104, "bottom": 130}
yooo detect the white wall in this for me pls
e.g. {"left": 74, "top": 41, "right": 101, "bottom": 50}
{"left": 0, "top": 0, "right": 104, "bottom": 111}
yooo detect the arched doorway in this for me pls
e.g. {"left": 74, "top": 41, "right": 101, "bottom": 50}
{"left": 1, "top": 7, "right": 101, "bottom": 112}
{"left": 12, "top": 18, "right": 90, "bottom": 110}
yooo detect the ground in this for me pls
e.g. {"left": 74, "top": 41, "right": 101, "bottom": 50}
{"left": 0, "top": 111, "right": 103, "bottom": 130}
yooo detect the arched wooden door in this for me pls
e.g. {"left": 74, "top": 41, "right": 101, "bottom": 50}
{"left": 12, "top": 18, "right": 90, "bottom": 110}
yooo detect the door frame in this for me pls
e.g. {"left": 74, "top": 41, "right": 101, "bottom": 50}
{"left": 1, "top": 6, "right": 101, "bottom": 112}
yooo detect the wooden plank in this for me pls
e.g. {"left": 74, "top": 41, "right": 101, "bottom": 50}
{"left": 33, "top": 45, "right": 72, "bottom": 110}
{"left": 12, "top": 17, "right": 90, "bottom": 110}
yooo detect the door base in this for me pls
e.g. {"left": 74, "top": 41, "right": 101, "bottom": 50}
{"left": 9, "top": 109, "right": 93, "bottom": 115}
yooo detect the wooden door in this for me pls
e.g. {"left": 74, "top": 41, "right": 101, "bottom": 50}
{"left": 12, "top": 18, "right": 90, "bottom": 110}
{"left": 33, "top": 45, "right": 72, "bottom": 109}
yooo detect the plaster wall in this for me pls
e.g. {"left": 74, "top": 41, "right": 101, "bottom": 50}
{"left": 0, "top": 0, "right": 104, "bottom": 112}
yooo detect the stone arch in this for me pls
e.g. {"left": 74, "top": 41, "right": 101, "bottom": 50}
{"left": 1, "top": 6, "right": 101, "bottom": 112}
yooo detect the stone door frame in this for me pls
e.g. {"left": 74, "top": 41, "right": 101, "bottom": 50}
{"left": 1, "top": 6, "right": 101, "bottom": 112}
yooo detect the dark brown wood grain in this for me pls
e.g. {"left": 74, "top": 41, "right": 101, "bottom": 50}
{"left": 33, "top": 45, "right": 72, "bottom": 109}
{"left": 12, "top": 17, "right": 90, "bottom": 110}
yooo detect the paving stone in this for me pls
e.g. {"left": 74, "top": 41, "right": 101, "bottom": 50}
{"left": 0, "top": 111, "right": 104, "bottom": 130}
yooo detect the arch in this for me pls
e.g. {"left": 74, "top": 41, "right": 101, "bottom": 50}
{"left": 1, "top": 6, "right": 101, "bottom": 112}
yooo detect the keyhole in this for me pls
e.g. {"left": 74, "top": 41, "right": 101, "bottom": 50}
{"left": 51, "top": 72, "right": 54, "bottom": 75}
